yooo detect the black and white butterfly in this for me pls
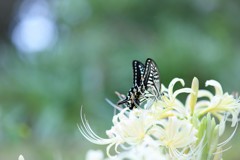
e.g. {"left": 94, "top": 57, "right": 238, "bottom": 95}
{"left": 118, "top": 58, "right": 161, "bottom": 109}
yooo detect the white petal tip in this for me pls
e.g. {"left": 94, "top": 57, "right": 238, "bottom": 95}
{"left": 193, "top": 77, "right": 199, "bottom": 84}
{"left": 205, "top": 79, "right": 219, "bottom": 87}
{"left": 18, "top": 155, "right": 24, "bottom": 160}
{"left": 179, "top": 78, "right": 185, "bottom": 86}
{"left": 205, "top": 79, "right": 223, "bottom": 95}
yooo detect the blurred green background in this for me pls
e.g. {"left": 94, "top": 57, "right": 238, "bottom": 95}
{"left": 0, "top": 0, "right": 240, "bottom": 159}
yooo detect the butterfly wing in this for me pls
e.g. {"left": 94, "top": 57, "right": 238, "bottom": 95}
{"left": 117, "top": 60, "right": 145, "bottom": 109}
{"left": 132, "top": 60, "right": 145, "bottom": 86}
{"left": 117, "top": 58, "right": 161, "bottom": 109}
{"left": 143, "top": 58, "right": 161, "bottom": 97}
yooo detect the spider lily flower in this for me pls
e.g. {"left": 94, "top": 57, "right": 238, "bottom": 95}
{"left": 86, "top": 142, "right": 168, "bottom": 160}
{"left": 158, "top": 78, "right": 193, "bottom": 118}
{"left": 196, "top": 80, "right": 240, "bottom": 127}
{"left": 109, "top": 142, "right": 168, "bottom": 160}
{"left": 152, "top": 117, "right": 198, "bottom": 159}
{"left": 106, "top": 108, "right": 155, "bottom": 148}
{"left": 160, "top": 78, "right": 192, "bottom": 108}
{"left": 80, "top": 77, "right": 240, "bottom": 160}
{"left": 79, "top": 108, "right": 155, "bottom": 157}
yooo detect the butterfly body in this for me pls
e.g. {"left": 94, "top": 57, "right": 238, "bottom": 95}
{"left": 118, "top": 58, "right": 161, "bottom": 109}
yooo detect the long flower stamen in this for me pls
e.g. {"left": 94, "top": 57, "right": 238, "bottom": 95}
{"left": 80, "top": 77, "right": 240, "bottom": 160}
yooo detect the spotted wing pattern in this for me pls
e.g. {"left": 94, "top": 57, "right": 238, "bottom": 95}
{"left": 132, "top": 60, "right": 145, "bottom": 87}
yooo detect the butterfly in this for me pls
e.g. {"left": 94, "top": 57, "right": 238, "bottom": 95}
{"left": 117, "top": 58, "right": 161, "bottom": 109}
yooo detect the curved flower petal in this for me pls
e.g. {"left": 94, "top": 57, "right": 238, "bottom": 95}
{"left": 161, "top": 78, "right": 192, "bottom": 108}
{"left": 205, "top": 80, "right": 223, "bottom": 96}
{"left": 168, "top": 78, "right": 185, "bottom": 100}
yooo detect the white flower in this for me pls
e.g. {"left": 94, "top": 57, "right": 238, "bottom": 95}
{"left": 112, "top": 142, "right": 168, "bottom": 160}
{"left": 196, "top": 80, "right": 240, "bottom": 127}
{"left": 158, "top": 78, "right": 192, "bottom": 118}
{"left": 107, "top": 108, "right": 152, "bottom": 146}
{"left": 80, "top": 77, "right": 240, "bottom": 160}
{"left": 79, "top": 108, "right": 155, "bottom": 157}
{"left": 152, "top": 117, "right": 198, "bottom": 158}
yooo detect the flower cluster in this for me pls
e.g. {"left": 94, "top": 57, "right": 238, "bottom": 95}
{"left": 79, "top": 77, "right": 240, "bottom": 160}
